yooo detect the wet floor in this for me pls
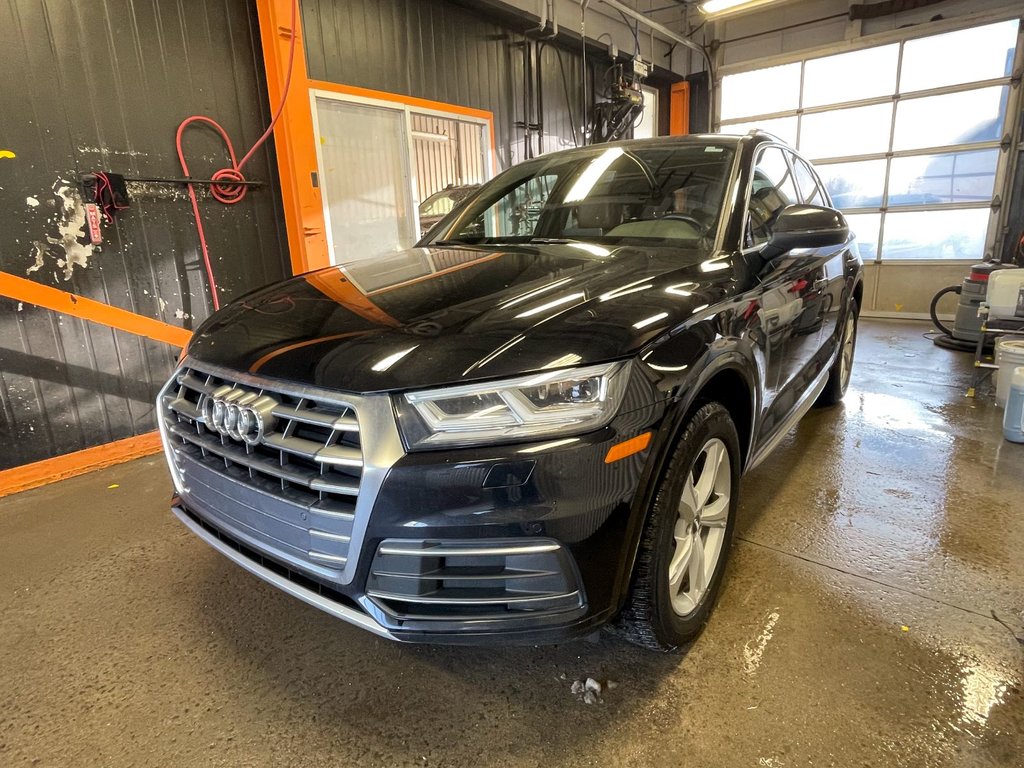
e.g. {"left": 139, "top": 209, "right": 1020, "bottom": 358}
{"left": 1, "top": 319, "right": 1022, "bottom": 767}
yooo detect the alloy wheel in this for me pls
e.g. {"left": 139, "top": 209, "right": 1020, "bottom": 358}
{"left": 840, "top": 312, "right": 856, "bottom": 390}
{"left": 668, "top": 437, "right": 731, "bottom": 616}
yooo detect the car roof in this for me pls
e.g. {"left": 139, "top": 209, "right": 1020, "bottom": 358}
{"left": 529, "top": 131, "right": 785, "bottom": 163}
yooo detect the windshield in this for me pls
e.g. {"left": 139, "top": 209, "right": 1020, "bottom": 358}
{"left": 425, "top": 142, "right": 735, "bottom": 247}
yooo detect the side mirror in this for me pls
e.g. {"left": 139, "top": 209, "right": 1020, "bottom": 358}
{"left": 763, "top": 204, "right": 848, "bottom": 259}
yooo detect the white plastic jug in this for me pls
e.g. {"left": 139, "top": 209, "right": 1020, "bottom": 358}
{"left": 987, "top": 269, "right": 1024, "bottom": 321}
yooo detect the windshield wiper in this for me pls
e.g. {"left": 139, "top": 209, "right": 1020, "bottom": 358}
{"left": 432, "top": 237, "right": 581, "bottom": 247}
{"left": 431, "top": 238, "right": 479, "bottom": 246}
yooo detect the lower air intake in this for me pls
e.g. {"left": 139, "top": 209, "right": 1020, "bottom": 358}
{"left": 366, "top": 539, "right": 585, "bottom": 627}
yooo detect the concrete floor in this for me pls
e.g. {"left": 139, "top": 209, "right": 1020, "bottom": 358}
{"left": 1, "top": 318, "right": 1022, "bottom": 767}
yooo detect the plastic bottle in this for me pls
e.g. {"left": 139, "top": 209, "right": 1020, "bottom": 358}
{"left": 1003, "top": 366, "right": 1024, "bottom": 443}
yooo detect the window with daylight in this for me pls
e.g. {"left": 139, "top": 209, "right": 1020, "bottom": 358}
{"left": 718, "top": 19, "right": 1020, "bottom": 262}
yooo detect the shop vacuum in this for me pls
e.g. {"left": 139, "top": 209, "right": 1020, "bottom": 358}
{"left": 930, "top": 235, "right": 1024, "bottom": 351}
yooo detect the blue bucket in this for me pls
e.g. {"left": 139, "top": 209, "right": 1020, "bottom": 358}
{"left": 1004, "top": 366, "right": 1024, "bottom": 443}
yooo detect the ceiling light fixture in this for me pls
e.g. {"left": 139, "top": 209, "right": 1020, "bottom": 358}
{"left": 700, "top": 0, "right": 786, "bottom": 18}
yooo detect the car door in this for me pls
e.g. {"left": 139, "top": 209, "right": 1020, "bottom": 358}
{"left": 792, "top": 154, "right": 848, "bottom": 369}
{"left": 745, "top": 145, "right": 828, "bottom": 441}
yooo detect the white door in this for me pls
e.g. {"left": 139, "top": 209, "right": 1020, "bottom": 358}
{"left": 313, "top": 97, "right": 417, "bottom": 264}
{"left": 633, "top": 86, "right": 659, "bottom": 140}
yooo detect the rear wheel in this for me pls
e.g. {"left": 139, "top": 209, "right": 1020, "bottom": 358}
{"left": 617, "top": 402, "right": 740, "bottom": 651}
{"left": 817, "top": 300, "right": 858, "bottom": 406}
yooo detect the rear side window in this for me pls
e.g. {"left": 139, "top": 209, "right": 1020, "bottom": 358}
{"left": 792, "top": 155, "right": 827, "bottom": 206}
{"left": 746, "top": 146, "right": 798, "bottom": 247}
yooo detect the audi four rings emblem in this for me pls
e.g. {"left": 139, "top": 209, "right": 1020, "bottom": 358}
{"left": 201, "top": 386, "right": 279, "bottom": 444}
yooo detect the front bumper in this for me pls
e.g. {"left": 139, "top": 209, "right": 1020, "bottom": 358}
{"left": 162, "top": 362, "right": 662, "bottom": 645}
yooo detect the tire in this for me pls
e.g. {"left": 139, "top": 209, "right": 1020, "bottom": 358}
{"left": 617, "top": 402, "right": 741, "bottom": 651}
{"left": 817, "top": 300, "right": 859, "bottom": 406}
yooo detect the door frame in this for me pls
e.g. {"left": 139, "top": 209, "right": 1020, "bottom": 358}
{"left": 309, "top": 86, "right": 495, "bottom": 267}
{"left": 257, "top": 0, "right": 497, "bottom": 275}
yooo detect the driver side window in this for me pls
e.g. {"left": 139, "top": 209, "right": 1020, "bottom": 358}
{"left": 746, "top": 146, "right": 798, "bottom": 248}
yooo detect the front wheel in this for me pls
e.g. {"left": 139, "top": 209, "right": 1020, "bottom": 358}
{"left": 617, "top": 402, "right": 741, "bottom": 651}
{"left": 817, "top": 300, "right": 859, "bottom": 406}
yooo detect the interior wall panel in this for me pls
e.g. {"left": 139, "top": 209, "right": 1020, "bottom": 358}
{"left": 0, "top": 0, "right": 289, "bottom": 470}
{"left": 302, "top": 0, "right": 590, "bottom": 170}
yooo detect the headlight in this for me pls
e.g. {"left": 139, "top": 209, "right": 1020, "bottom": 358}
{"left": 396, "top": 361, "right": 629, "bottom": 449}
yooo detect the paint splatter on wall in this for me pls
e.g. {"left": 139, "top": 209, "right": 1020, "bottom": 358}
{"left": 25, "top": 179, "right": 98, "bottom": 280}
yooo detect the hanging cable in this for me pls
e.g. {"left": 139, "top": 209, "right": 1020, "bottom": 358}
{"left": 175, "top": 0, "right": 299, "bottom": 311}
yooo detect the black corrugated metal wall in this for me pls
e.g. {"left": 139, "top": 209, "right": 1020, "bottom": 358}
{"left": 0, "top": 0, "right": 606, "bottom": 472}
{"left": 301, "top": 0, "right": 594, "bottom": 170}
{"left": 0, "top": 0, "right": 289, "bottom": 469}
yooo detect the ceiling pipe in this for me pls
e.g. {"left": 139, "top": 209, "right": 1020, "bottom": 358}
{"left": 597, "top": 0, "right": 714, "bottom": 130}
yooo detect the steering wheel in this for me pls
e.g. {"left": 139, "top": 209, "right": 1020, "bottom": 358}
{"left": 662, "top": 214, "right": 706, "bottom": 233}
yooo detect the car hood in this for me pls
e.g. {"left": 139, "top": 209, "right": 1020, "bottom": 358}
{"left": 185, "top": 243, "right": 738, "bottom": 393}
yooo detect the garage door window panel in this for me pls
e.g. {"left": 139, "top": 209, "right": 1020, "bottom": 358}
{"left": 720, "top": 63, "right": 801, "bottom": 121}
{"left": 888, "top": 150, "right": 999, "bottom": 206}
{"left": 816, "top": 159, "right": 887, "bottom": 210}
{"left": 892, "top": 87, "right": 1008, "bottom": 152}
{"left": 844, "top": 213, "right": 881, "bottom": 261}
{"left": 717, "top": 16, "right": 1020, "bottom": 264}
{"left": 802, "top": 45, "right": 899, "bottom": 108}
{"left": 882, "top": 208, "right": 990, "bottom": 260}
{"left": 799, "top": 103, "right": 893, "bottom": 160}
{"left": 898, "top": 20, "right": 1018, "bottom": 93}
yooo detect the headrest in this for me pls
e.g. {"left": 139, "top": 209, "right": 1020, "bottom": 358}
{"left": 576, "top": 201, "right": 623, "bottom": 231}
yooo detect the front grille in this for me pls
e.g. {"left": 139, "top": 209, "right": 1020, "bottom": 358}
{"left": 180, "top": 505, "right": 365, "bottom": 614}
{"left": 366, "top": 539, "right": 585, "bottom": 627}
{"left": 160, "top": 365, "right": 362, "bottom": 581}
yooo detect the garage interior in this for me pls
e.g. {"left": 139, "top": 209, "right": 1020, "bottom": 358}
{"left": 1, "top": 0, "right": 1023, "bottom": 766}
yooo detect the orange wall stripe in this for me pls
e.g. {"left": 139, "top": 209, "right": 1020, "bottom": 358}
{"left": 0, "top": 431, "right": 163, "bottom": 498}
{"left": 604, "top": 432, "right": 653, "bottom": 464}
{"left": 256, "top": 0, "right": 330, "bottom": 275}
{"left": 0, "top": 271, "right": 191, "bottom": 348}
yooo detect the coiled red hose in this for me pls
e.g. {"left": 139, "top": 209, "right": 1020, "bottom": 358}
{"left": 175, "top": 0, "right": 298, "bottom": 310}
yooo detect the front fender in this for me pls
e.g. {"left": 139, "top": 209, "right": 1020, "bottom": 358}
{"left": 606, "top": 316, "right": 764, "bottom": 619}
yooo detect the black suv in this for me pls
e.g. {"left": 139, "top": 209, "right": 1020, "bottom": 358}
{"left": 158, "top": 133, "right": 862, "bottom": 650}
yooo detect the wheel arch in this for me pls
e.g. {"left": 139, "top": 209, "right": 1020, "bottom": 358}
{"left": 611, "top": 353, "right": 758, "bottom": 620}
{"left": 852, "top": 277, "right": 864, "bottom": 311}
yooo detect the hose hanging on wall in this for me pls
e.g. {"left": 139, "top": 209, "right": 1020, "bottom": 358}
{"left": 175, "top": 0, "right": 299, "bottom": 311}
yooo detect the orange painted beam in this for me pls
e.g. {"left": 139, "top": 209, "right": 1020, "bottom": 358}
{"left": 256, "top": 0, "right": 329, "bottom": 275}
{"left": 308, "top": 79, "right": 499, "bottom": 175}
{"left": 669, "top": 82, "right": 690, "bottom": 136}
{"left": 0, "top": 431, "right": 163, "bottom": 498}
{"left": 0, "top": 271, "right": 191, "bottom": 348}
{"left": 308, "top": 80, "right": 496, "bottom": 122}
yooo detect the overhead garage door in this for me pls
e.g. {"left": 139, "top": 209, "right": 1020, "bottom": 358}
{"left": 718, "top": 19, "right": 1020, "bottom": 264}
